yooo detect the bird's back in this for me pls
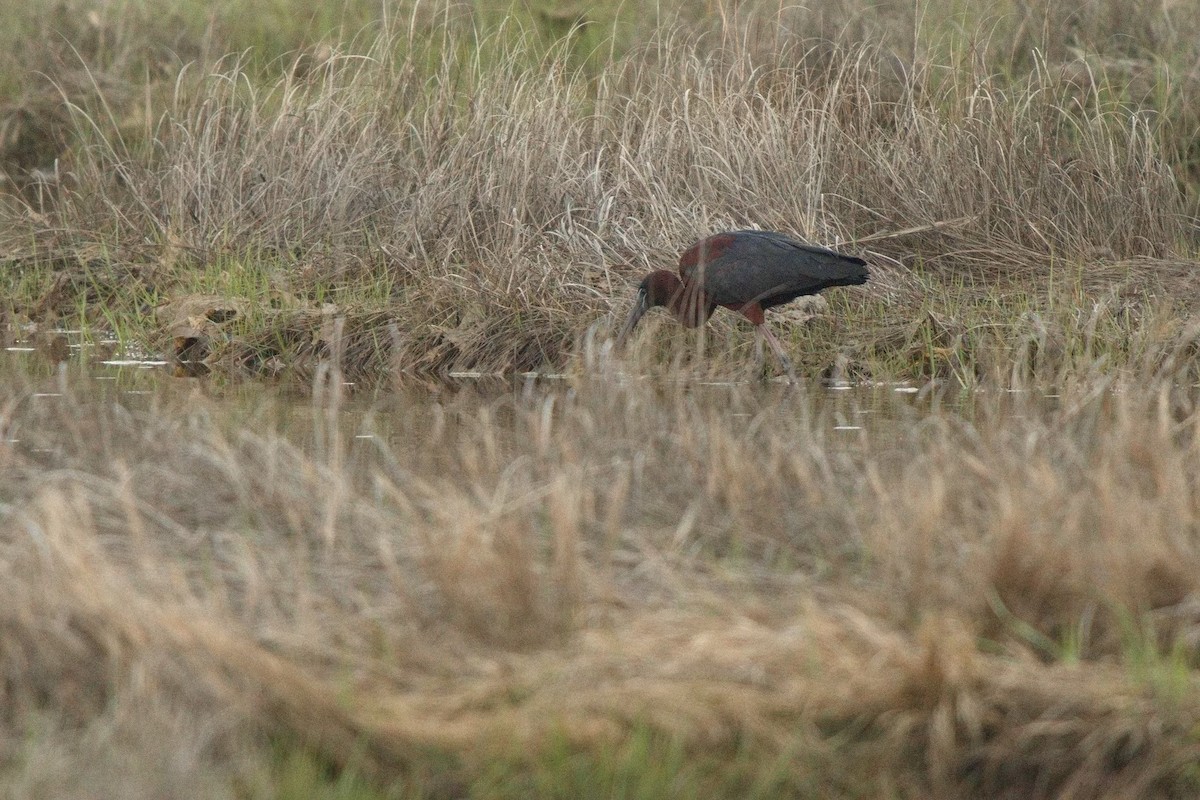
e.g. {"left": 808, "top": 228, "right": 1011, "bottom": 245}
{"left": 679, "top": 230, "right": 868, "bottom": 309}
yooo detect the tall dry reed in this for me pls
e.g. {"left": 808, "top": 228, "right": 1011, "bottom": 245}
{"left": 3, "top": 2, "right": 1194, "bottom": 378}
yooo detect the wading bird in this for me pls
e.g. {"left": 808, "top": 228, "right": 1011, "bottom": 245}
{"left": 618, "top": 229, "right": 869, "bottom": 380}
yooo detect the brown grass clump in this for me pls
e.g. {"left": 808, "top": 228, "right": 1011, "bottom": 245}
{"left": 3, "top": 360, "right": 1200, "bottom": 797}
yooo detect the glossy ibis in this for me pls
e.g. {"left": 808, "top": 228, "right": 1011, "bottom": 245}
{"left": 618, "top": 230, "right": 869, "bottom": 379}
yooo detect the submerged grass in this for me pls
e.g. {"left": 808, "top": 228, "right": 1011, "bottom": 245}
{"left": 3, "top": 358, "right": 1200, "bottom": 797}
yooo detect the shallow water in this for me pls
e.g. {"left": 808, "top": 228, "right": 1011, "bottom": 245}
{"left": 0, "top": 329, "right": 1058, "bottom": 461}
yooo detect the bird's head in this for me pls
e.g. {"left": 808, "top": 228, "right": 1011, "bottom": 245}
{"left": 618, "top": 270, "right": 682, "bottom": 345}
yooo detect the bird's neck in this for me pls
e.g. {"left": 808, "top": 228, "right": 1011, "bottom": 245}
{"left": 667, "top": 283, "right": 713, "bottom": 328}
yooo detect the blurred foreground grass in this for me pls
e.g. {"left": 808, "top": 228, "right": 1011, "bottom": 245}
{"left": 3, "top": 357, "right": 1200, "bottom": 797}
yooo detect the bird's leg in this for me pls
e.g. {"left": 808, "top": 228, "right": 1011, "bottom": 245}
{"left": 758, "top": 323, "right": 799, "bottom": 383}
{"left": 753, "top": 329, "right": 765, "bottom": 374}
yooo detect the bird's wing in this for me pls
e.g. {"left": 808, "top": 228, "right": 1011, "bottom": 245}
{"left": 685, "top": 231, "right": 868, "bottom": 306}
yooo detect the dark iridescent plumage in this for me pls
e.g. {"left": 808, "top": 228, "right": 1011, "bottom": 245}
{"left": 619, "top": 230, "right": 869, "bottom": 379}
{"left": 681, "top": 230, "right": 868, "bottom": 310}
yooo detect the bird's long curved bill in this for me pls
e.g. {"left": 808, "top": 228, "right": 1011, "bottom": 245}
{"left": 616, "top": 291, "right": 648, "bottom": 347}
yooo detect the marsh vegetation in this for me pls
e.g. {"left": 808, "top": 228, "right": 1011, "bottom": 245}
{"left": 2, "top": 0, "right": 1200, "bottom": 796}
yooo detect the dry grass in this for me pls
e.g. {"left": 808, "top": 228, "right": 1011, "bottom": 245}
{"left": 0, "top": 0, "right": 1197, "bottom": 381}
{"left": 3, "top": 360, "right": 1200, "bottom": 797}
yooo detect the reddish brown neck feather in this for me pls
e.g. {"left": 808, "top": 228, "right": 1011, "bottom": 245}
{"left": 644, "top": 270, "right": 682, "bottom": 304}
{"left": 645, "top": 270, "right": 767, "bottom": 327}
{"left": 661, "top": 276, "right": 710, "bottom": 327}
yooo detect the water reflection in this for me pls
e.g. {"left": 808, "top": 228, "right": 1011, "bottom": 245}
{"left": 0, "top": 332, "right": 1057, "bottom": 462}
